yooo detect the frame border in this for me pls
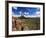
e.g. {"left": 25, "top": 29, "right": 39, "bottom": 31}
{"left": 5, "top": 1, "right": 45, "bottom": 37}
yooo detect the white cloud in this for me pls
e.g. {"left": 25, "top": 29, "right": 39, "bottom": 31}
{"left": 12, "top": 12, "right": 21, "bottom": 17}
{"left": 36, "top": 11, "right": 40, "bottom": 15}
{"left": 24, "top": 12, "right": 40, "bottom": 18}
{"left": 24, "top": 12, "right": 29, "bottom": 15}
{"left": 19, "top": 11, "right": 22, "bottom": 15}
{"left": 13, "top": 7, "right": 17, "bottom": 10}
{"left": 24, "top": 15, "right": 40, "bottom": 18}
{"left": 12, "top": 15, "right": 21, "bottom": 17}
{"left": 24, "top": 11, "right": 40, "bottom": 18}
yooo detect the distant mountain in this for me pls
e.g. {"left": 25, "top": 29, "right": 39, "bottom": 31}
{"left": 18, "top": 16, "right": 40, "bottom": 19}
{"left": 18, "top": 16, "right": 26, "bottom": 19}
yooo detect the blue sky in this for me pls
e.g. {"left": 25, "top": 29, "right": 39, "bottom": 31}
{"left": 12, "top": 7, "right": 40, "bottom": 17}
